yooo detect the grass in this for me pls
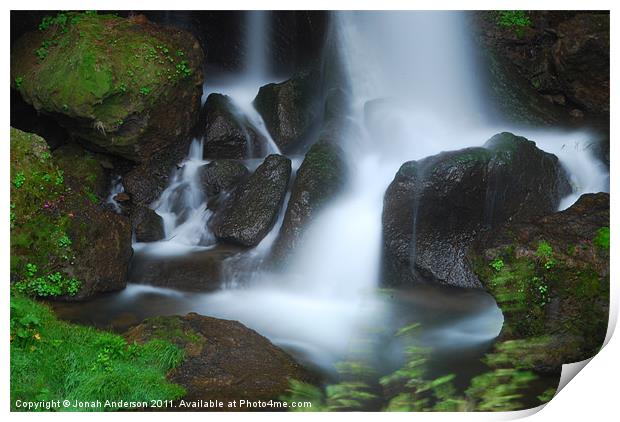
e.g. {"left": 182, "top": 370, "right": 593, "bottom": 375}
{"left": 10, "top": 295, "right": 185, "bottom": 411}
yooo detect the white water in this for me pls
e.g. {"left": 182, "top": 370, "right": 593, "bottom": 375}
{"left": 106, "top": 175, "right": 125, "bottom": 214}
{"left": 127, "top": 11, "right": 607, "bottom": 371}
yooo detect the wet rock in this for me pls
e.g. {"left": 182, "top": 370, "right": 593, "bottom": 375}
{"left": 124, "top": 313, "right": 317, "bottom": 406}
{"left": 133, "top": 206, "right": 165, "bottom": 243}
{"left": 198, "top": 159, "right": 249, "bottom": 196}
{"left": 474, "top": 11, "right": 609, "bottom": 123}
{"left": 469, "top": 193, "right": 609, "bottom": 372}
{"left": 211, "top": 154, "right": 291, "bottom": 247}
{"left": 271, "top": 140, "right": 347, "bottom": 262}
{"left": 114, "top": 192, "right": 130, "bottom": 203}
{"left": 11, "top": 12, "right": 204, "bottom": 162}
{"left": 200, "top": 93, "right": 267, "bottom": 159}
{"left": 10, "top": 128, "right": 133, "bottom": 301}
{"left": 128, "top": 245, "right": 242, "bottom": 291}
{"left": 253, "top": 70, "right": 322, "bottom": 153}
{"left": 382, "top": 132, "right": 571, "bottom": 289}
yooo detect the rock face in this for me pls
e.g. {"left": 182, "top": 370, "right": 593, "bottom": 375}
{"left": 382, "top": 132, "right": 571, "bottom": 288}
{"left": 271, "top": 140, "right": 347, "bottom": 262}
{"left": 10, "top": 128, "right": 133, "bottom": 300}
{"left": 10, "top": 12, "right": 204, "bottom": 162}
{"left": 199, "top": 159, "right": 250, "bottom": 196}
{"left": 128, "top": 246, "right": 242, "bottom": 291}
{"left": 133, "top": 206, "right": 165, "bottom": 243}
{"left": 124, "top": 313, "right": 317, "bottom": 406}
{"left": 469, "top": 193, "right": 609, "bottom": 372}
{"left": 253, "top": 71, "right": 322, "bottom": 153}
{"left": 200, "top": 93, "right": 266, "bottom": 159}
{"left": 474, "top": 11, "right": 609, "bottom": 123}
{"left": 211, "top": 155, "right": 291, "bottom": 246}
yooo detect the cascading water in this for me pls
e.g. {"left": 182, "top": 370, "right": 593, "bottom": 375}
{"left": 59, "top": 11, "right": 607, "bottom": 383}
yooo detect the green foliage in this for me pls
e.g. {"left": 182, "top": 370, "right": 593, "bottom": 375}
{"left": 14, "top": 76, "right": 24, "bottom": 88}
{"left": 175, "top": 60, "right": 192, "bottom": 78}
{"left": 593, "top": 227, "right": 610, "bottom": 251}
{"left": 13, "top": 171, "right": 26, "bottom": 188}
{"left": 490, "top": 258, "right": 505, "bottom": 272}
{"left": 536, "top": 240, "right": 553, "bottom": 260}
{"left": 139, "top": 86, "right": 152, "bottom": 96}
{"left": 15, "top": 268, "right": 81, "bottom": 298}
{"left": 58, "top": 234, "right": 72, "bottom": 248}
{"left": 497, "top": 11, "right": 531, "bottom": 28}
{"left": 10, "top": 296, "right": 185, "bottom": 411}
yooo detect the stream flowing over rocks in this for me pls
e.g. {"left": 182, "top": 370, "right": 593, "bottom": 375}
{"left": 10, "top": 10, "right": 609, "bottom": 412}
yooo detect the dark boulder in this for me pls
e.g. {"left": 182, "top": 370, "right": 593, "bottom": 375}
{"left": 211, "top": 154, "right": 291, "bottom": 247}
{"left": 469, "top": 193, "right": 609, "bottom": 372}
{"left": 10, "top": 128, "right": 133, "bottom": 301}
{"left": 124, "top": 313, "right": 317, "bottom": 407}
{"left": 200, "top": 93, "right": 266, "bottom": 159}
{"left": 253, "top": 70, "right": 322, "bottom": 153}
{"left": 473, "top": 11, "right": 609, "bottom": 124}
{"left": 382, "top": 132, "right": 571, "bottom": 289}
{"left": 271, "top": 140, "right": 347, "bottom": 262}
{"left": 198, "top": 159, "right": 249, "bottom": 196}
{"left": 133, "top": 206, "right": 165, "bottom": 243}
{"left": 128, "top": 245, "right": 242, "bottom": 291}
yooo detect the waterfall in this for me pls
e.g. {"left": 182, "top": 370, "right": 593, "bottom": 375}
{"left": 106, "top": 175, "right": 125, "bottom": 214}
{"left": 124, "top": 11, "right": 606, "bottom": 373}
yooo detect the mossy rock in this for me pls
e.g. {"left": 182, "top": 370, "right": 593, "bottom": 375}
{"left": 10, "top": 127, "right": 132, "bottom": 300}
{"left": 271, "top": 139, "right": 347, "bottom": 263}
{"left": 469, "top": 193, "right": 609, "bottom": 372}
{"left": 11, "top": 12, "right": 204, "bottom": 162}
{"left": 382, "top": 132, "right": 572, "bottom": 288}
{"left": 124, "top": 313, "right": 317, "bottom": 407}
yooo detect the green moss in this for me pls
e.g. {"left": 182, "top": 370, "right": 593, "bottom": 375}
{"left": 10, "top": 295, "right": 185, "bottom": 411}
{"left": 593, "top": 226, "right": 610, "bottom": 251}
{"left": 137, "top": 316, "right": 204, "bottom": 346}
{"left": 12, "top": 11, "right": 195, "bottom": 147}
{"left": 10, "top": 128, "right": 76, "bottom": 283}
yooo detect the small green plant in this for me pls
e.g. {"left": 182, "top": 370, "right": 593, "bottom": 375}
{"left": 593, "top": 227, "right": 610, "bottom": 251}
{"left": 13, "top": 171, "right": 26, "bottom": 188}
{"left": 497, "top": 11, "right": 531, "bottom": 28}
{"left": 54, "top": 170, "right": 64, "bottom": 186}
{"left": 489, "top": 258, "right": 505, "bottom": 272}
{"left": 536, "top": 240, "right": 553, "bottom": 260}
{"left": 57, "top": 234, "right": 72, "bottom": 248}
{"left": 15, "top": 272, "right": 81, "bottom": 297}
{"left": 139, "top": 86, "right": 152, "bottom": 96}
{"left": 175, "top": 60, "right": 192, "bottom": 78}
{"left": 14, "top": 76, "right": 24, "bottom": 88}
{"left": 25, "top": 263, "right": 38, "bottom": 278}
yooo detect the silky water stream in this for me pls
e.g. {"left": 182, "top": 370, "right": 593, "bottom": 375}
{"left": 54, "top": 11, "right": 608, "bottom": 402}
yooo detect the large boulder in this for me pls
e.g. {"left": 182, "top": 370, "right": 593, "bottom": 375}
{"left": 210, "top": 154, "right": 291, "bottom": 247}
{"left": 10, "top": 12, "right": 204, "bottom": 162}
{"left": 473, "top": 11, "right": 609, "bottom": 123}
{"left": 469, "top": 193, "right": 609, "bottom": 372}
{"left": 10, "top": 128, "right": 132, "bottom": 300}
{"left": 382, "top": 132, "right": 571, "bottom": 288}
{"left": 200, "top": 93, "right": 267, "bottom": 159}
{"left": 128, "top": 245, "right": 242, "bottom": 291}
{"left": 198, "top": 159, "right": 250, "bottom": 196}
{"left": 124, "top": 313, "right": 317, "bottom": 406}
{"left": 271, "top": 140, "right": 347, "bottom": 262}
{"left": 253, "top": 70, "right": 322, "bottom": 153}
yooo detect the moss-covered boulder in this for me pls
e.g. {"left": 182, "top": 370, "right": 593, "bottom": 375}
{"left": 382, "top": 132, "right": 571, "bottom": 289}
{"left": 11, "top": 12, "right": 204, "bottom": 162}
{"left": 210, "top": 154, "right": 291, "bottom": 247}
{"left": 253, "top": 70, "right": 322, "bottom": 153}
{"left": 10, "top": 128, "right": 132, "bottom": 300}
{"left": 469, "top": 193, "right": 609, "bottom": 372}
{"left": 124, "top": 313, "right": 317, "bottom": 408}
{"left": 271, "top": 140, "right": 347, "bottom": 263}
